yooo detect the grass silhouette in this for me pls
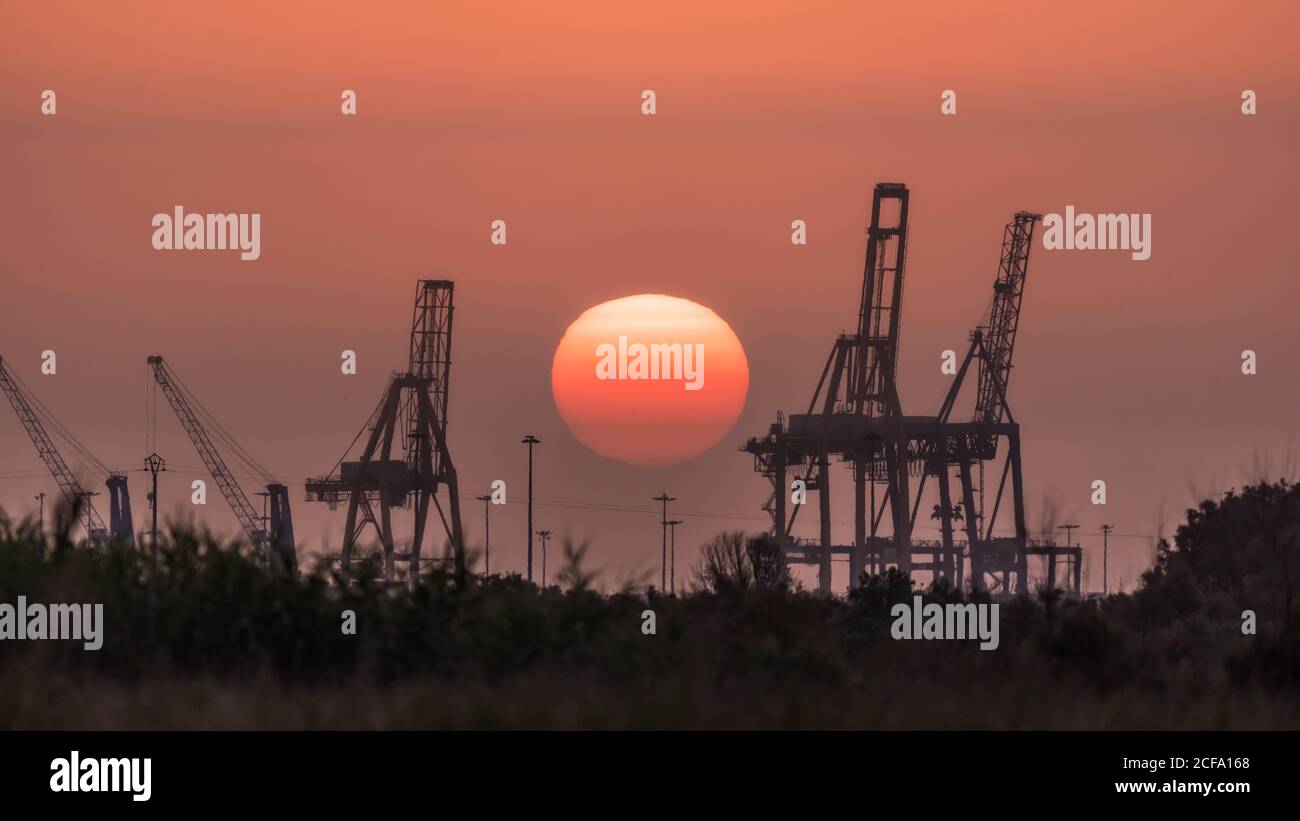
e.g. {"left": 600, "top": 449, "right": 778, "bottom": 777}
{"left": 1, "top": 480, "right": 1298, "bottom": 729}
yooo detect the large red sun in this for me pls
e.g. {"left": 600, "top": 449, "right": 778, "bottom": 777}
{"left": 551, "top": 294, "right": 749, "bottom": 466}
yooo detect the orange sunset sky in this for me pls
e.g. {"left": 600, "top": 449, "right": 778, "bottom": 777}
{"left": 2, "top": 1, "right": 1298, "bottom": 591}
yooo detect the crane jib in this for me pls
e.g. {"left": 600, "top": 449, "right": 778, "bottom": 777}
{"left": 147, "top": 356, "right": 296, "bottom": 572}
{"left": 0, "top": 356, "right": 112, "bottom": 539}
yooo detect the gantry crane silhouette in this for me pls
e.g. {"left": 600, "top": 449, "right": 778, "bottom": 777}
{"left": 306, "top": 279, "right": 464, "bottom": 587}
{"left": 743, "top": 183, "right": 914, "bottom": 592}
{"left": 147, "top": 355, "right": 297, "bottom": 574}
{"left": 907, "top": 210, "right": 1042, "bottom": 594}
{"left": 0, "top": 354, "right": 134, "bottom": 544}
{"left": 743, "top": 184, "right": 1061, "bottom": 594}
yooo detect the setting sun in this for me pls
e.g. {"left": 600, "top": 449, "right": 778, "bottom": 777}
{"left": 551, "top": 294, "right": 749, "bottom": 466}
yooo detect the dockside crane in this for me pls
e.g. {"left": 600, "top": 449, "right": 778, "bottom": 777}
{"left": 146, "top": 355, "right": 297, "bottom": 574}
{"left": 0, "top": 354, "right": 134, "bottom": 544}
{"left": 742, "top": 183, "right": 915, "bottom": 590}
{"left": 306, "top": 279, "right": 464, "bottom": 587}
{"left": 742, "top": 193, "right": 1047, "bottom": 594}
{"left": 908, "top": 211, "right": 1041, "bottom": 592}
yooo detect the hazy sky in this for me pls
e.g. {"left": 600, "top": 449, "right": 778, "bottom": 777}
{"left": 2, "top": 1, "right": 1297, "bottom": 592}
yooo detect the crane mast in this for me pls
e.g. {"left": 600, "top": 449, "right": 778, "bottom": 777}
{"left": 147, "top": 355, "right": 296, "bottom": 572}
{"left": 847, "top": 182, "right": 909, "bottom": 418}
{"left": 970, "top": 211, "right": 1040, "bottom": 458}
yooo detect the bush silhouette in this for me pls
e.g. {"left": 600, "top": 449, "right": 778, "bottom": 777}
{"left": 0, "top": 480, "right": 1298, "bottom": 728}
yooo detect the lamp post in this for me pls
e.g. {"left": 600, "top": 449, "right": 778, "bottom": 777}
{"left": 1056, "top": 523, "right": 1078, "bottom": 593}
{"left": 667, "top": 520, "right": 683, "bottom": 594}
{"left": 1100, "top": 524, "right": 1114, "bottom": 596}
{"left": 537, "top": 529, "right": 552, "bottom": 586}
{"left": 653, "top": 492, "right": 676, "bottom": 592}
{"left": 477, "top": 494, "right": 492, "bottom": 575}
{"left": 522, "top": 435, "right": 540, "bottom": 582}
{"left": 1057, "top": 523, "right": 1079, "bottom": 550}
{"left": 145, "top": 453, "right": 166, "bottom": 558}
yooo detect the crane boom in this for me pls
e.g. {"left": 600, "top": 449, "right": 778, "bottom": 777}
{"left": 971, "top": 211, "right": 1040, "bottom": 457}
{"left": 147, "top": 356, "right": 267, "bottom": 547}
{"left": 0, "top": 354, "right": 108, "bottom": 538}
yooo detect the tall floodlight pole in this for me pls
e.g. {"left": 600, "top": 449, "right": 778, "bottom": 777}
{"left": 667, "top": 520, "right": 683, "bottom": 594}
{"left": 477, "top": 494, "right": 492, "bottom": 575}
{"left": 653, "top": 492, "right": 675, "bottom": 591}
{"left": 34, "top": 492, "right": 45, "bottom": 535}
{"left": 1057, "top": 523, "right": 1079, "bottom": 550}
{"left": 536, "top": 530, "right": 552, "bottom": 586}
{"left": 145, "top": 453, "right": 166, "bottom": 558}
{"left": 1100, "top": 524, "right": 1114, "bottom": 596}
{"left": 1057, "top": 522, "right": 1079, "bottom": 592}
{"left": 522, "top": 435, "right": 540, "bottom": 582}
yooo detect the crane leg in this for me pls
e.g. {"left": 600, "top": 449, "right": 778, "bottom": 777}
{"left": 340, "top": 493, "right": 361, "bottom": 581}
{"left": 958, "top": 450, "right": 981, "bottom": 591}
{"left": 379, "top": 496, "right": 396, "bottom": 583}
{"left": 886, "top": 437, "right": 911, "bottom": 577}
{"left": 937, "top": 466, "right": 956, "bottom": 584}
{"left": 444, "top": 469, "right": 465, "bottom": 574}
{"left": 410, "top": 489, "right": 429, "bottom": 589}
{"left": 852, "top": 454, "right": 865, "bottom": 588}
{"left": 817, "top": 453, "right": 832, "bottom": 592}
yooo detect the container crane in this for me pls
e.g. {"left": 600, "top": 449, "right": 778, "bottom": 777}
{"left": 907, "top": 211, "right": 1041, "bottom": 592}
{"left": 306, "top": 280, "right": 464, "bottom": 587}
{"left": 742, "top": 194, "right": 1046, "bottom": 593}
{"left": 0, "top": 353, "right": 134, "bottom": 544}
{"left": 146, "top": 355, "right": 296, "bottom": 574}
{"left": 742, "top": 184, "right": 915, "bottom": 590}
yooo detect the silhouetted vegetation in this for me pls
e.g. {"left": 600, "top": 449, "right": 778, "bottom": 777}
{"left": 1, "top": 480, "right": 1298, "bottom": 729}
{"left": 692, "top": 531, "right": 790, "bottom": 593}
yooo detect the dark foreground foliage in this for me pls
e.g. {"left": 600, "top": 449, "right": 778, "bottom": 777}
{"left": 1, "top": 480, "right": 1299, "bottom": 729}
